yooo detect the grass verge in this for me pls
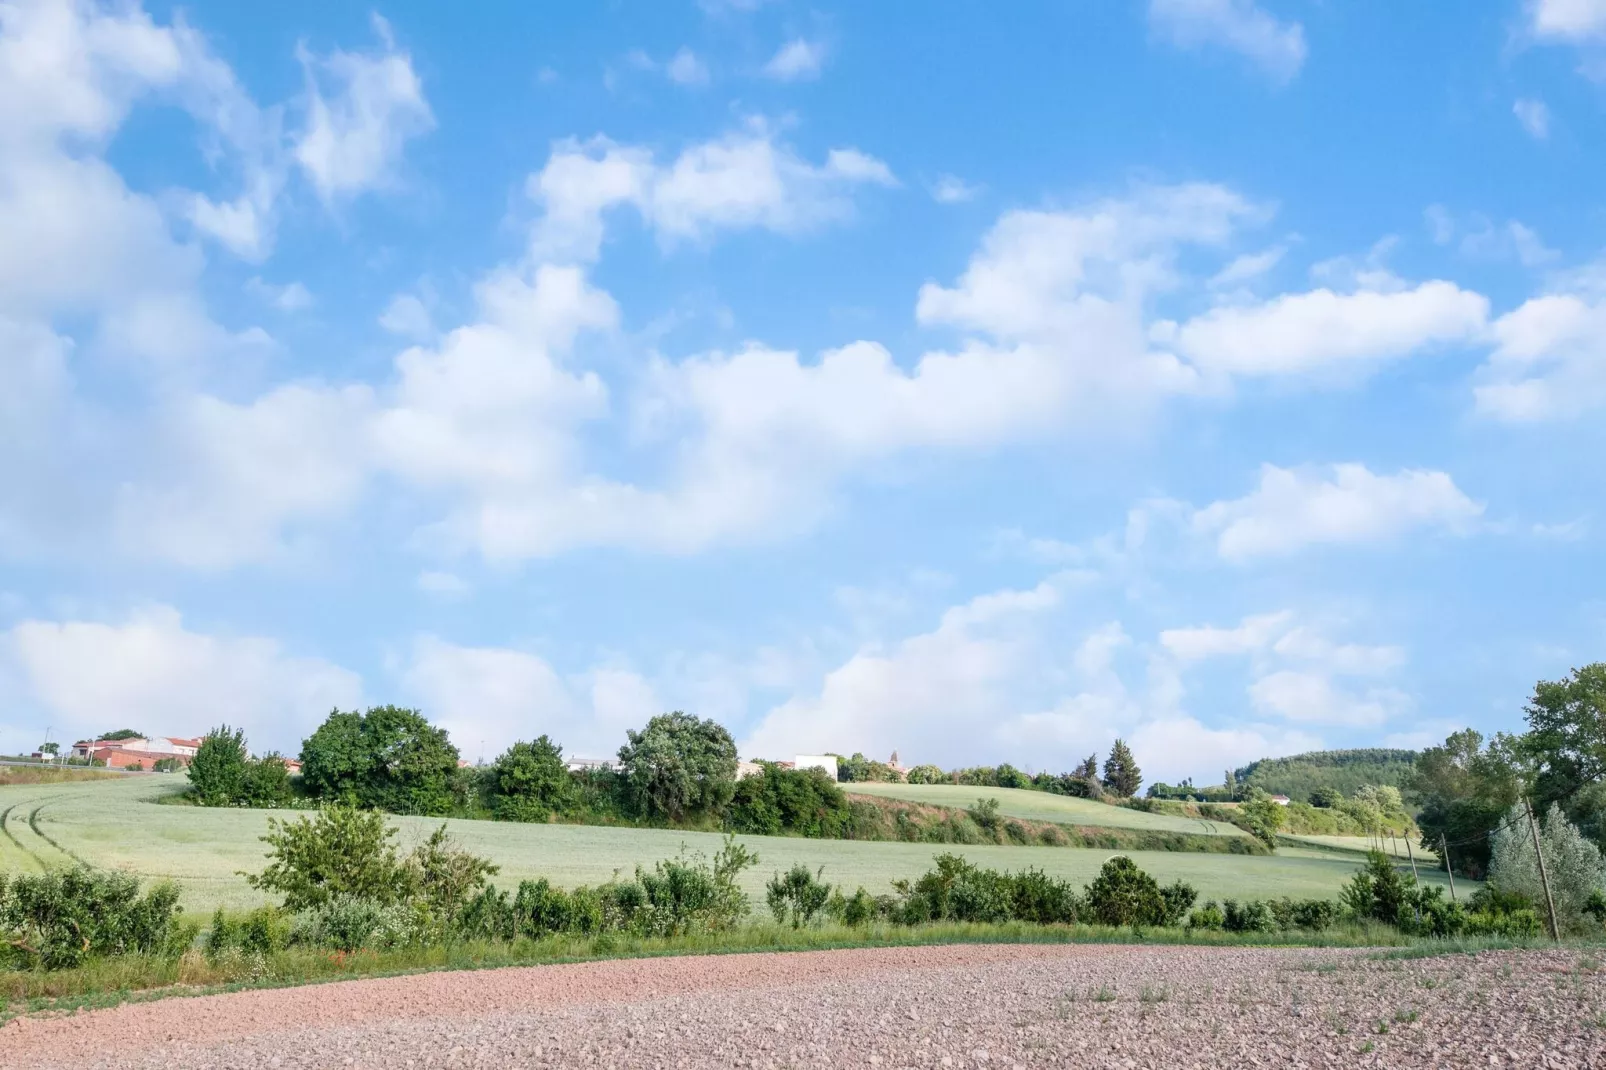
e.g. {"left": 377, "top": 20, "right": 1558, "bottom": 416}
{"left": 0, "top": 918, "right": 1535, "bottom": 1024}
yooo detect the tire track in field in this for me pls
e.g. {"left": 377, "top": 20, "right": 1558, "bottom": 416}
{"left": 27, "top": 799, "right": 86, "bottom": 865}
{"left": 0, "top": 802, "right": 46, "bottom": 870}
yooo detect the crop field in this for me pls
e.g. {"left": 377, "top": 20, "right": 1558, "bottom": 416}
{"left": 0, "top": 777, "right": 1463, "bottom": 915}
{"left": 1285, "top": 833, "right": 1439, "bottom": 863}
{"left": 842, "top": 782, "right": 1251, "bottom": 837}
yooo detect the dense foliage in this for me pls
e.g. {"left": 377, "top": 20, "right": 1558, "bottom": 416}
{"left": 1101, "top": 739, "right": 1142, "bottom": 798}
{"left": 1234, "top": 749, "right": 1419, "bottom": 800}
{"left": 299, "top": 706, "right": 462, "bottom": 816}
{"left": 727, "top": 764, "right": 853, "bottom": 837}
{"left": 488, "top": 736, "right": 573, "bottom": 821}
{"left": 0, "top": 867, "right": 191, "bottom": 970}
{"left": 617, "top": 712, "right": 738, "bottom": 821}
{"left": 188, "top": 725, "right": 292, "bottom": 808}
{"left": 1489, "top": 803, "right": 1606, "bottom": 935}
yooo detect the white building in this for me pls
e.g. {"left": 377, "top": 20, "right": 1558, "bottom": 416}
{"left": 794, "top": 754, "right": 839, "bottom": 780}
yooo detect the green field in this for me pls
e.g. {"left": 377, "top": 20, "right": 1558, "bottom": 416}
{"left": 0, "top": 777, "right": 1464, "bottom": 916}
{"left": 1285, "top": 834, "right": 1439, "bottom": 864}
{"left": 843, "top": 782, "right": 1251, "bottom": 837}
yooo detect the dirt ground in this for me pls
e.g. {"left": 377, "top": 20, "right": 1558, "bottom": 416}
{"left": 4, "top": 942, "right": 1603, "bottom": 1068}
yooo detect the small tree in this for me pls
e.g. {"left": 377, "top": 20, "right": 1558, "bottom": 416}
{"left": 99, "top": 729, "right": 144, "bottom": 741}
{"left": 1084, "top": 855, "right": 1167, "bottom": 927}
{"left": 1309, "top": 786, "right": 1342, "bottom": 808}
{"left": 1490, "top": 802, "right": 1606, "bottom": 934}
{"left": 617, "top": 712, "right": 738, "bottom": 821}
{"left": 189, "top": 726, "right": 249, "bottom": 806}
{"left": 240, "top": 752, "right": 293, "bottom": 808}
{"left": 905, "top": 764, "right": 945, "bottom": 785}
{"left": 247, "top": 804, "right": 408, "bottom": 911}
{"left": 1238, "top": 788, "right": 1287, "bottom": 848}
{"left": 765, "top": 864, "right": 832, "bottom": 928}
{"left": 1101, "top": 739, "right": 1142, "bottom": 798}
{"left": 37, "top": 742, "right": 59, "bottom": 759}
{"left": 490, "top": 736, "right": 574, "bottom": 821}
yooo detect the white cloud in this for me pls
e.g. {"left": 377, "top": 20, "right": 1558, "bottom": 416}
{"left": 665, "top": 47, "right": 710, "bottom": 86}
{"left": 1249, "top": 670, "right": 1410, "bottom": 727}
{"left": 1514, "top": 97, "right": 1552, "bottom": 139}
{"left": 246, "top": 277, "right": 313, "bottom": 312}
{"left": 1476, "top": 291, "right": 1606, "bottom": 421}
{"left": 0, "top": 606, "right": 361, "bottom": 755}
{"left": 1162, "top": 281, "right": 1489, "bottom": 378}
{"left": 1160, "top": 611, "right": 1293, "bottom": 662}
{"left": 114, "top": 383, "right": 376, "bottom": 569}
{"left": 763, "top": 38, "right": 826, "bottom": 81}
{"left": 1529, "top": 0, "right": 1606, "bottom": 41}
{"left": 527, "top": 125, "right": 896, "bottom": 260}
{"left": 378, "top": 292, "right": 435, "bottom": 340}
{"left": 1148, "top": 0, "right": 1307, "bottom": 83}
{"left": 1208, "top": 245, "right": 1285, "bottom": 289}
{"left": 1191, "top": 463, "right": 1483, "bottom": 560}
{"left": 416, "top": 570, "right": 469, "bottom": 597}
{"left": 402, "top": 636, "right": 658, "bottom": 760}
{"left": 1428, "top": 209, "right": 1558, "bottom": 268}
{"left": 931, "top": 174, "right": 980, "bottom": 204}
{"left": 294, "top": 14, "right": 434, "bottom": 201}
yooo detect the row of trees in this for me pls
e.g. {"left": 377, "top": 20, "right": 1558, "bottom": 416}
{"left": 900, "top": 740, "right": 1144, "bottom": 799}
{"left": 1410, "top": 664, "right": 1606, "bottom": 881}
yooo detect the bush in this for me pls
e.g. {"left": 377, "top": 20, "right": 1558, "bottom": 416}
{"left": 967, "top": 797, "right": 1004, "bottom": 835}
{"left": 1222, "top": 898, "right": 1274, "bottom": 933}
{"left": 0, "top": 867, "right": 189, "bottom": 970}
{"left": 248, "top": 803, "right": 409, "bottom": 911}
{"left": 240, "top": 752, "right": 293, "bottom": 808}
{"left": 1291, "top": 898, "right": 1337, "bottom": 931}
{"left": 1341, "top": 850, "right": 1414, "bottom": 927}
{"left": 207, "top": 905, "right": 291, "bottom": 958}
{"left": 905, "top": 764, "right": 946, "bottom": 785}
{"left": 727, "top": 765, "right": 853, "bottom": 838}
{"left": 1187, "top": 901, "right": 1225, "bottom": 930}
{"left": 290, "top": 895, "right": 426, "bottom": 952}
{"left": 827, "top": 887, "right": 878, "bottom": 927}
{"left": 766, "top": 864, "right": 833, "bottom": 928}
{"left": 1159, "top": 880, "right": 1198, "bottom": 926}
{"left": 633, "top": 835, "right": 756, "bottom": 936}
{"left": 1084, "top": 856, "right": 1167, "bottom": 927}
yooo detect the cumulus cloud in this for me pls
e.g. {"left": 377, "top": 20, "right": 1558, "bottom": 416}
{"left": 246, "top": 278, "right": 313, "bottom": 311}
{"left": 1529, "top": 0, "right": 1606, "bottom": 41}
{"left": 930, "top": 174, "right": 980, "bottom": 204}
{"left": 1148, "top": 0, "right": 1307, "bottom": 83}
{"left": 1191, "top": 463, "right": 1483, "bottom": 560}
{"left": 527, "top": 125, "right": 896, "bottom": 260}
{"left": 666, "top": 47, "right": 710, "bottom": 85}
{"left": 402, "top": 636, "right": 659, "bottom": 761}
{"left": 1476, "top": 291, "right": 1606, "bottom": 421}
{"left": 763, "top": 38, "right": 826, "bottom": 81}
{"left": 1161, "top": 282, "right": 1489, "bottom": 379}
{"left": 0, "top": 606, "right": 362, "bottom": 755}
{"left": 294, "top": 15, "right": 434, "bottom": 201}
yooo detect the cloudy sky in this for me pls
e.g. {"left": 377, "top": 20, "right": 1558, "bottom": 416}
{"left": 1, "top": 0, "right": 1602, "bottom": 782}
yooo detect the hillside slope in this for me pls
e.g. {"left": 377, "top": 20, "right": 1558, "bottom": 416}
{"left": 1233, "top": 749, "right": 1417, "bottom": 800}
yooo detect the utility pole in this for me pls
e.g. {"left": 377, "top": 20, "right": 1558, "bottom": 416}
{"left": 1404, "top": 835, "right": 1423, "bottom": 928}
{"left": 1525, "top": 798, "right": 1560, "bottom": 942}
{"left": 1440, "top": 834, "right": 1457, "bottom": 902}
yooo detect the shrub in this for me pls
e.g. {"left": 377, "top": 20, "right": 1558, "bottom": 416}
{"left": 1291, "top": 898, "right": 1337, "bottom": 931}
{"left": 240, "top": 752, "right": 293, "bottom": 808}
{"left": 1237, "top": 788, "right": 1288, "bottom": 848}
{"left": 827, "top": 887, "right": 877, "bottom": 926}
{"left": 1490, "top": 803, "right": 1606, "bottom": 935}
{"left": 633, "top": 835, "right": 756, "bottom": 936}
{"left": 406, "top": 825, "right": 499, "bottom": 927}
{"left": 1187, "top": 901, "right": 1225, "bottom": 930}
{"left": 1341, "top": 851, "right": 1413, "bottom": 927}
{"left": 967, "top": 797, "right": 1004, "bottom": 835}
{"left": 247, "top": 803, "right": 409, "bottom": 911}
{"left": 207, "top": 905, "right": 291, "bottom": 958}
{"left": 905, "top": 764, "right": 946, "bottom": 785}
{"left": 1309, "top": 787, "right": 1342, "bottom": 808}
{"left": 1159, "top": 879, "right": 1198, "bottom": 926}
{"left": 1084, "top": 856, "right": 1167, "bottom": 927}
{"left": 1222, "top": 898, "right": 1274, "bottom": 933}
{"left": 727, "top": 765, "right": 852, "bottom": 838}
{"left": 766, "top": 864, "right": 833, "bottom": 928}
{"left": 0, "top": 867, "right": 189, "bottom": 970}
{"left": 290, "top": 895, "right": 419, "bottom": 952}
{"left": 1005, "top": 867, "right": 1080, "bottom": 925}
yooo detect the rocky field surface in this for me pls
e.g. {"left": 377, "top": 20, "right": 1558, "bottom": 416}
{"left": 4, "top": 942, "right": 1604, "bottom": 1069}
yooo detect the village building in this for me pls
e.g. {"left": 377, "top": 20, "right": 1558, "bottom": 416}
{"left": 69, "top": 736, "right": 204, "bottom": 770}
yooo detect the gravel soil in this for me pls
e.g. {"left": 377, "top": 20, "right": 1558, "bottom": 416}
{"left": 4, "top": 942, "right": 1604, "bottom": 1069}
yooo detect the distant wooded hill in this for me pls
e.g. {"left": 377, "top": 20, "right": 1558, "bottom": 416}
{"left": 1233, "top": 749, "right": 1418, "bottom": 801}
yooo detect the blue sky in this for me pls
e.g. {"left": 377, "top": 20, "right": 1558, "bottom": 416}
{"left": 1, "top": 0, "right": 1603, "bottom": 783}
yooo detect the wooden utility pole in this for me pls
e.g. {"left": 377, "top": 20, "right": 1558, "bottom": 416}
{"left": 1404, "top": 834, "right": 1423, "bottom": 927}
{"left": 1525, "top": 798, "right": 1560, "bottom": 942}
{"left": 1440, "top": 834, "right": 1457, "bottom": 902}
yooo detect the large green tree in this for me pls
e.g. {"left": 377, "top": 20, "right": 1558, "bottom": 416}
{"left": 489, "top": 736, "right": 573, "bottom": 821}
{"left": 299, "top": 706, "right": 461, "bottom": 816}
{"left": 617, "top": 712, "right": 738, "bottom": 821}
{"left": 1408, "top": 728, "right": 1521, "bottom": 879}
{"left": 1521, "top": 663, "right": 1606, "bottom": 841}
{"left": 1101, "top": 739, "right": 1142, "bottom": 798}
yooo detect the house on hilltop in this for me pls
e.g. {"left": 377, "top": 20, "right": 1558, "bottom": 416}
{"left": 70, "top": 736, "right": 203, "bottom": 770}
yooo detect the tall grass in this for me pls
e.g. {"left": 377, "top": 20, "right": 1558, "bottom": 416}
{"left": 0, "top": 767, "right": 126, "bottom": 787}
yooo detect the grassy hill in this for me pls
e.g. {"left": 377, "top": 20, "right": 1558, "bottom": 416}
{"left": 843, "top": 783, "right": 1250, "bottom": 838}
{"left": 1233, "top": 749, "right": 1418, "bottom": 801}
{"left": 0, "top": 775, "right": 1461, "bottom": 916}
